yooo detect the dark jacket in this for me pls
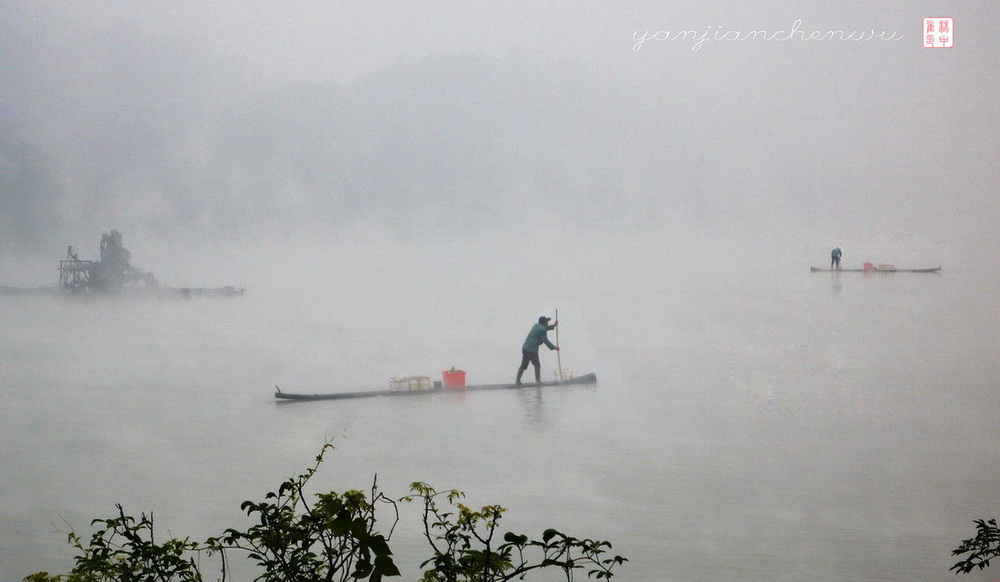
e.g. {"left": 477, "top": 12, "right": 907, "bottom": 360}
{"left": 522, "top": 323, "right": 556, "bottom": 353}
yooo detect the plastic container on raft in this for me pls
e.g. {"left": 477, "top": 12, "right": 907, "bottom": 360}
{"left": 390, "top": 375, "right": 431, "bottom": 391}
{"left": 554, "top": 369, "right": 574, "bottom": 382}
{"left": 442, "top": 369, "right": 466, "bottom": 389}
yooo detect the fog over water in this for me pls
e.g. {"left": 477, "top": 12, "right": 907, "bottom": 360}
{"left": 3, "top": 247, "right": 999, "bottom": 581}
{"left": 1, "top": 1, "right": 998, "bottom": 580}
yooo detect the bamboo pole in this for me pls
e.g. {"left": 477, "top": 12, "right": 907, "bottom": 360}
{"left": 555, "top": 308, "right": 563, "bottom": 381}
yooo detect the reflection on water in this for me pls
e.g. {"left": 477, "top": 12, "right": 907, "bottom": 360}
{"left": 516, "top": 386, "right": 548, "bottom": 430}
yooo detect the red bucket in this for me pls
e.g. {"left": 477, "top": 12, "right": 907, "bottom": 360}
{"left": 442, "top": 369, "right": 466, "bottom": 389}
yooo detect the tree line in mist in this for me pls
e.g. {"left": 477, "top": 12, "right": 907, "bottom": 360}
{"left": 1, "top": 10, "right": 717, "bottom": 249}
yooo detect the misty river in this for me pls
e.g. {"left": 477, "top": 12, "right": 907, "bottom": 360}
{"left": 2, "top": 242, "right": 998, "bottom": 581}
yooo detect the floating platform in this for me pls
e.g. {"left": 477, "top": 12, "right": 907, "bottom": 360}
{"left": 0, "top": 230, "right": 244, "bottom": 298}
{"left": 0, "top": 285, "right": 244, "bottom": 298}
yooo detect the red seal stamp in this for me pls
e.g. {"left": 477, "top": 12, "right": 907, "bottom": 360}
{"left": 923, "top": 17, "right": 954, "bottom": 48}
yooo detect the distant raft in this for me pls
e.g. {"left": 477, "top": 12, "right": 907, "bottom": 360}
{"left": 274, "top": 372, "right": 598, "bottom": 401}
{"left": 810, "top": 266, "right": 941, "bottom": 273}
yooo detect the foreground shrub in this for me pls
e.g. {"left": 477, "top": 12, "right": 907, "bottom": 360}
{"left": 25, "top": 443, "right": 626, "bottom": 582}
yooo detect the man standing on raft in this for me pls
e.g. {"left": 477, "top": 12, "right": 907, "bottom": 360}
{"left": 517, "top": 316, "right": 559, "bottom": 386}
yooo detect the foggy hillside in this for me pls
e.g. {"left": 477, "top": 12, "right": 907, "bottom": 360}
{"left": 1, "top": 3, "right": 996, "bottom": 280}
{"left": 2, "top": 11, "right": 696, "bottom": 246}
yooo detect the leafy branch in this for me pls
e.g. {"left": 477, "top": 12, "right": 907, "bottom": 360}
{"left": 404, "top": 482, "right": 626, "bottom": 581}
{"left": 25, "top": 504, "right": 204, "bottom": 582}
{"left": 952, "top": 519, "right": 1000, "bottom": 574}
{"left": 206, "top": 441, "right": 400, "bottom": 582}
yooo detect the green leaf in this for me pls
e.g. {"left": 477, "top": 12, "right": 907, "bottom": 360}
{"left": 374, "top": 554, "right": 401, "bottom": 576}
{"left": 369, "top": 535, "right": 392, "bottom": 556}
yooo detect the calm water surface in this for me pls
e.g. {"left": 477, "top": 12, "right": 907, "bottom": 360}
{"left": 2, "top": 262, "right": 998, "bottom": 581}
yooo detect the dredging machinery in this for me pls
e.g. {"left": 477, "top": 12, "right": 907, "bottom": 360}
{"left": 1, "top": 230, "right": 244, "bottom": 298}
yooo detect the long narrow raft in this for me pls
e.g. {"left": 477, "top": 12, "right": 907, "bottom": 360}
{"left": 810, "top": 266, "right": 941, "bottom": 273}
{"left": 275, "top": 372, "right": 598, "bottom": 401}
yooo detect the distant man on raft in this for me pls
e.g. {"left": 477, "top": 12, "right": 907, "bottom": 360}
{"left": 516, "top": 316, "right": 559, "bottom": 386}
{"left": 831, "top": 247, "right": 842, "bottom": 270}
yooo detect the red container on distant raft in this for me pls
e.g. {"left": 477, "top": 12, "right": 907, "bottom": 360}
{"left": 863, "top": 262, "right": 874, "bottom": 271}
{"left": 442, "top": 369, "right": 466, "bottom": 389}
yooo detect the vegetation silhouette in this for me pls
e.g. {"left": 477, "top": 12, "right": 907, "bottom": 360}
{"left": 952, "top": 518, "right": 1000, "bottom": 574}
{"left": 24, "top": 441, "right": 626, "bottom": 582}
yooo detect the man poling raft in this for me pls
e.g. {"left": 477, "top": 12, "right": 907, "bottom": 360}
{"left": 274, "top": 310, "right": 594, "bottom": 401}
{"left": 516, "top": 316, "right": 559, "bottom": 386}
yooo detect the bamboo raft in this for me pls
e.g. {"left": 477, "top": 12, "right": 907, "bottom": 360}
{"left": 275, "top": 372, "right": 598, "bottom": 401}
{"left": 810, "top": 266, "right": 941, "bottom": 273}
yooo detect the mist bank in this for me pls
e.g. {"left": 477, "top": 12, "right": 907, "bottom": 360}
{"left": 4, "top": 6, "right": 994, "bottom": 260}
{"left": 0, "top": 209, "right": 971, "bottom": 295}
{"left": 0, "top": 9, "right": 710, "bottom": 248}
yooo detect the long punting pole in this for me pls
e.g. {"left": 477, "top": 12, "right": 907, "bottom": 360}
{"left": 555, "top": 308, "right": 563, "bottom": 381}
